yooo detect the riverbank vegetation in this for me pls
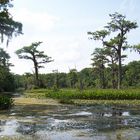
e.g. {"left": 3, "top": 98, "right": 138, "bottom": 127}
{"left": 22, "top": 88, "right": 140, "bottom": 106}
{"left": 25, "top": 88, "right": 140, "bottom": 100}
{"left": 13, "top": 96, "right": 140, "bottom": 106}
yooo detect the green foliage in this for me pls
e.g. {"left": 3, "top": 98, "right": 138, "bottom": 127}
{"left": 40, "top": 73, "right": 55, "bottom": 88}
{"left": 25, "top": 88, "right": 140, "bottom": 100}
{"left": 14, "top": 74, "right": 25, "bottom": 89}
{"left": 59, "top": 99, "right": 74, "bottom": 104}
{"left": 52, "top": 85, "right": 59, "bottom": 92}
{"left": 14, "top": 60, "right": 140, "bottom": 90}
{"left": 133, "top": 44, "right": 140, "bottom": 54}
{"left": 68, "top": 69, "right": 78, "bottom": 88}
{"left": 74, "top": 100, "right": 140, "bottom": 106}
{"left": 0, "top": 49, "right": 15, "bottom": 92}
{"left": 0, "top": 66, "right": 15, "bottom": 91}
{"left": 0, "top": 48, "right": 13, "bottom": 69}
{"left": 91, "top": 48, "right": 108, "bottom": 88}
{"left": 0, "top": 0, "right": 22, "bottom": 45}
{"left": 79, "top": 68, "right": 95, "bottom": 88}
{"left": 0, "top": 95, "right": 13, "bottom": 109}
{"left": 124, "top": 61, "right": 140, "bottom": 87}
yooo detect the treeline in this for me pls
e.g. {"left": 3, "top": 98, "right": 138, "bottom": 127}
{"left": 0, "top": 48, "right": 15, "bottom": 92}
{"left": 14, "top": 60, "right": 140, "bottom": 90}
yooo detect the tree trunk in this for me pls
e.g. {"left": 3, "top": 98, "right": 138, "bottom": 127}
{"left": 100, "top": 64, "right": 105, "bottom": 89}
{"left": 102, "top": 67, "right": 105, "bottom": 89}
{"left": 33, "top": 58, "right": 39, "bottom": 87}
{"left": 35, "top": 63, "right": 39, "bottom": 87}
{"left": 99, "top": 66, "right": 102, "bottom": 88}
{"left": 117, "top": 49, "right": 122, "bottom": 89}
{"left": 111, "top": 60, "right": 116, "bottom": 89}
{"left": 56, "top": 73, "right": 59, "bottom": 89}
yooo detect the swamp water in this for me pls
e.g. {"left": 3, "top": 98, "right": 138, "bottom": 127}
{"left": 0, "top": 102, "right": 140, "bottom": 139}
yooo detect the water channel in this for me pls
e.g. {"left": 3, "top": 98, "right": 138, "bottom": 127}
{"left": 0, "top": 100, "right": 140, "bottom": 140}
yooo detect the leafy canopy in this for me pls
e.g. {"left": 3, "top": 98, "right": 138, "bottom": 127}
{"left": 16, "top": 41, "right": 53, "bottom": 68}
{"left": 0, "top": 0, "right": 22, "bottom": 45}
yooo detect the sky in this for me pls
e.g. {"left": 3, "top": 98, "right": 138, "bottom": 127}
{"left": 2, "top": 0, "right": 140, "bottom": 74}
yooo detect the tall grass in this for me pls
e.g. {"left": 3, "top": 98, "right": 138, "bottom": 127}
{"left": 25, "top": 88, "right": 140, "bottom": 100}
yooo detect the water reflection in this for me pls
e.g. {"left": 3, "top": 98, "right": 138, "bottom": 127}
{"left": 0, "top": 104, "right": 140, "bottom": 139}
{"left": 0, "top": 120, "right": 20, "bottom": 136}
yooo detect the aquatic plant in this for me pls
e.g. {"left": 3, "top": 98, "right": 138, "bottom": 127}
{"left": 25, "top": 88, "right": 140, "bottom": 100}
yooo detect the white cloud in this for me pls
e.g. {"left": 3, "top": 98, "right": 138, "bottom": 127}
{"left": 119, "top": 0, "right": 137, "bottom": 13}
{"left": 41, "top": 38, "right": 92, "bottom": 73}
{"left": 12, "top": 8, "right": 59, "bottom": 32}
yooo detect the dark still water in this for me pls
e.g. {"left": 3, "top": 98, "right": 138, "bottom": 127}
{"left": 0, "top": 103, "right": 140, "bottom": 140}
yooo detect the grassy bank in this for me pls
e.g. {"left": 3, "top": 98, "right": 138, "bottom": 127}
{"left": 14, "top": 97, "right": 140, "bottom": 106}
{"left": 72, "top": 99, "right": 140, "bottom": 106}
{"left": 14, "top": 97, "right": 60, "bottom": 105}
{"left": 25, "top": 88, "right": 140, "bottom": 100}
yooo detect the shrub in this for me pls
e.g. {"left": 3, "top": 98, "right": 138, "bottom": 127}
{"left": 59, "top": 99, "right": 74, "bottom": 104}
{"left": 0, "top": 95, "right": 14, "bottom": 110}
